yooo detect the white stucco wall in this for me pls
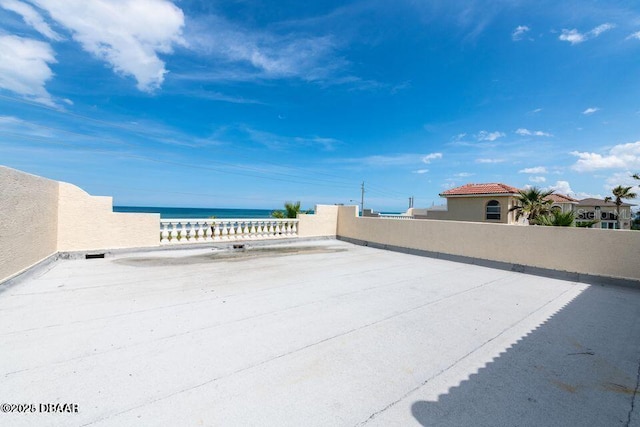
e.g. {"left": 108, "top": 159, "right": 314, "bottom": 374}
{"left": 0, "top": 166, "right": 59, "bottom": 283}
{"left": 57, "top": 182, "right": 159, "bottom": 252}
{"left": 336, "top": 206, "right": 640, "bottom": 281}
{"left": 297, "top": 205, "right": 339, "bottom": 237}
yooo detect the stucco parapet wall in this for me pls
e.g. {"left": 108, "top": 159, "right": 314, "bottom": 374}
{"left": 335, "top": 208, "right": 640, "bottom": 283}
{"left": 56, "top": 181, "right": 160, "bottom": 252}
{"left": 297, "top": 204, "right": 340, "bottom": 237}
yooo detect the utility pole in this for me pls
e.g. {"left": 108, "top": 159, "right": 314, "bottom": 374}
{"left": 408, "top": 196, "right": 414, "bottom": 209}
{"left": 360, "top": 181, "right": 365, "bottom": 215}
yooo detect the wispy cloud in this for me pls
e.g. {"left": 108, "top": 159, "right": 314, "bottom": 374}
{"left": 413, "top": 169, "right": 429, "bottom": 174}
{"left": 240, "top": 127, "right": 341, "bottom": 151}
{"left": 512, "top": 25, "right": 530, "bottom": 41}
{"left": 422, "top": 152, "right": 443, "bottom": 164}
{"left": 515, "top": 128, "right": 552, "bottom": 137}
{"left": 0, "top": 0, "right": 61, "bottom": 40}
{"left": 529, "top": 176, "right": 546, "bottom": 183}
{"left": 339, "top": 153, "right": 438, "bottom": 168}
{"left": 476, "top": 158, "right": 505, "bottom": 164}
{"left": 0, "top": 35, "right": 56, "bottom": 106}
{"left": 571, "top": 141, "right": 640, "bottom": 171}
{"left": 519, "top": 166, "right": 548, "bottom": 174}
{"left": 184, "top": 14, "right": 347, "bottom": 83}
{"left": 559, "top": 23, "right": 615, "bottom": 45}
{"left": 628, "top": 31, "right": 640, "bottom": 40}
{"left": 582, "top": 107, "right": 600, "bottom": 115}
{"left": 476, "top": 130, "right": 505, "bottom": 141}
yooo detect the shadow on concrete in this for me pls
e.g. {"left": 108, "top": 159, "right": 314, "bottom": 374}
{"left": 411, "top": 285, "right": 640, "bottom": 426}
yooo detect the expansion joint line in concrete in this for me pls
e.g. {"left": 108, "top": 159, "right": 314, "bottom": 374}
{"left": 626, "top": 355, "right": 640, "bottom": 427}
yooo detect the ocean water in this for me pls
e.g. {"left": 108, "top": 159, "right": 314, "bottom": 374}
{"left": 113, "top": 206, "right": 276, "bottom": 219}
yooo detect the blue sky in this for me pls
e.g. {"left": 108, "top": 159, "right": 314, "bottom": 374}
{"left": 1, "top": 0, "right": 640, "bottom": 211}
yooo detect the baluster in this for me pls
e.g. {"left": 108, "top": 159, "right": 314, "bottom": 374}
{"left": 193, "top": 221, "right": 202, "bottom": 242}
{"left": 292, "top": 221, "right": 298, "bottom": 236}
{"left": 221, "top": 221, "right": 229, "bottom": 240}
{"left": 160, "top": 222, "right": 169, "bottom": 244}
{"left": 204, "top": 221, "right": 213, "bottom": 241}
{"left": 213, "top": 222, "right": 221, "bottom": 240}
{"left": 242, "top": 221, "right": 249, "bottom": 238}
{"left": 169, "top": 221, "right": 179, "bottom": 243}
{"left": 228, "top": 220, "right": 236, "bottom": 240}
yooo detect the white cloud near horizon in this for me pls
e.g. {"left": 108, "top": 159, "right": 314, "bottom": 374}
{"left": 27, "top": 0, "right": 185, "bottom": 92}
{"left": 519, "top": 166, "right": 547, "bottom": 174}
{"left": 529, "top": 176, "right": 546, "bottom": 183}
{"left": 476, "top": 130, "right": 505, "bottom": 141}
{"left": 571, "top": 141, "right": 640, "bottom": 171}
{"left": 0, "top": 35, "right": 56, "bottom": 105}
{"left": 559, "top": 23, "right": 615, "bottom": 45}
{"left": 583, "top": 107, "right": 600, "bottom": 115}
{"left": 512, "top": 25, "right": 530, "bottom": 41}
{"left": 0, "top": 0, "right": 61, "bottom": 40}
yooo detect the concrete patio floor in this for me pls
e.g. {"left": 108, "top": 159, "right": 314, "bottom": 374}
{"left": 1, "top": 239, "right": 639, "bottom": 426}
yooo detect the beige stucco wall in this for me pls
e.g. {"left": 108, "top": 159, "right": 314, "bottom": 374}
{"left": 336, "top": 206, "right": 640, "bottom": 281}
{"left": 297, "top": 204, "right": 339, "bottom": 237}
{"left": 0, "top": 166, "right": 59, "bottom": 283}
{"left": 425, "top": 196, "right": 517, "bottom": 224}
{"left": 57, "top": 182, "right": 159, "bottom": 252}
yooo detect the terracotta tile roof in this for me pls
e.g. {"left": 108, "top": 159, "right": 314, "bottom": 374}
{"left": 545, "top": 194, "right": 579, "bottom": 203}
{"left": 440, "top": 183, "right": 520, "bottom": 196}
{"left": 578, "top": 198, "right": 634, "bottom": 207}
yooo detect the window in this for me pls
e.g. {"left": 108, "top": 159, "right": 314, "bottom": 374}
{"left": 486, "top": 200, "right": 501, "bottom": 220}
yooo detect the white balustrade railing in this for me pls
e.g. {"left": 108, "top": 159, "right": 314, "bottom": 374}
{"left": 160, "top": 218, "right": 299, "bottom": 245}
{"left": 378, "top": 214, "right": 414, "bottom": 220}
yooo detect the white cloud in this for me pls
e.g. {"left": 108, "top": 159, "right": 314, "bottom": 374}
{"left": 455, "top": 172, "right": 473, "bottom": 177}
{"left": 476, "top": 158, "right": 505, "bottom": 164}
{"left": 571, "top": 141, "right": 640, "bottom": 171}
{"left": 605, "top": 171, "right": 640, "bottom": 190}
{"left": 559, "top": 29, "right": 586, "bottom": 44}
{"left": 413, "top": 169, "right": 429, "bottom": 174}
{"left": 0, "top": 35, "right": 56, "bottom": 105}
{"left": 512, "top": 25, "right": 530, "bottom": 41}
{"left": 422, "top": 152, "right": 443, "bottom": 164}
{"left": 546, "top": 180, "right": 574, "bottom": 196}
{"left": 529, "top": 176, "right": 546, "bottom": 183}
{"left": 590, "top": 23, "right": 616, "bottom": 37}
{"left": 29, "top": 0, "right": 185, "bottom": 92}
{"left": 583, "top": 107, "right": 600, "bottom": 115}
{"left": 559, "top": 23, "right": 615, "bottom": 45}
{"left": 0, "top": 0, "right": 61, "bottom": 40}
{"left": 628, "top": 31, "right": 640, "bottom": 40}
{"left": 515, "top": 128, "right": 552, "bottom": 137}
{"left": 531, "top": 108, "right": 543, "bottom": 114}
{"left": 476, "top": 130, "right": 505, "bottom": 141}
{"left": 519, "top": 166, "right": 548, "bottom": 174}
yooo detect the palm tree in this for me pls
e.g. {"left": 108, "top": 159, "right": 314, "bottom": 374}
{"left": 271, "top": 201, "right": 302, "bottom": 219}
{"left": 604, "top": 185, "right": 637, "bottom": 229}
{"left": 537, "top": 210, "right": 575, "bottom": 227}
{"left": 509, "top": 187, "right": 555, "bottom": 225}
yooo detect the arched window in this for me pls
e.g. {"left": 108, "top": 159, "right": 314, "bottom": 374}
{"left": 486, "top": 200, "right": 501, "bottom": 220}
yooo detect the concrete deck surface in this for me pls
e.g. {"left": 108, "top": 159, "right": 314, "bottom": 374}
{"left": 1, "top": 240, "right": 639, "bottom": 426}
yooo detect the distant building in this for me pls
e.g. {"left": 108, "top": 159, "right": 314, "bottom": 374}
{"left": 407, "top": 183, "right": 632, "bottom": 228}
{"left": 545, "top": 193, "right": 579, "bottom": 213}
{"left": 412, "top": 183, "right": 522, "bottom": 224}
{"left": 576, "top": 198, "right": 635, "bottom": 230}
